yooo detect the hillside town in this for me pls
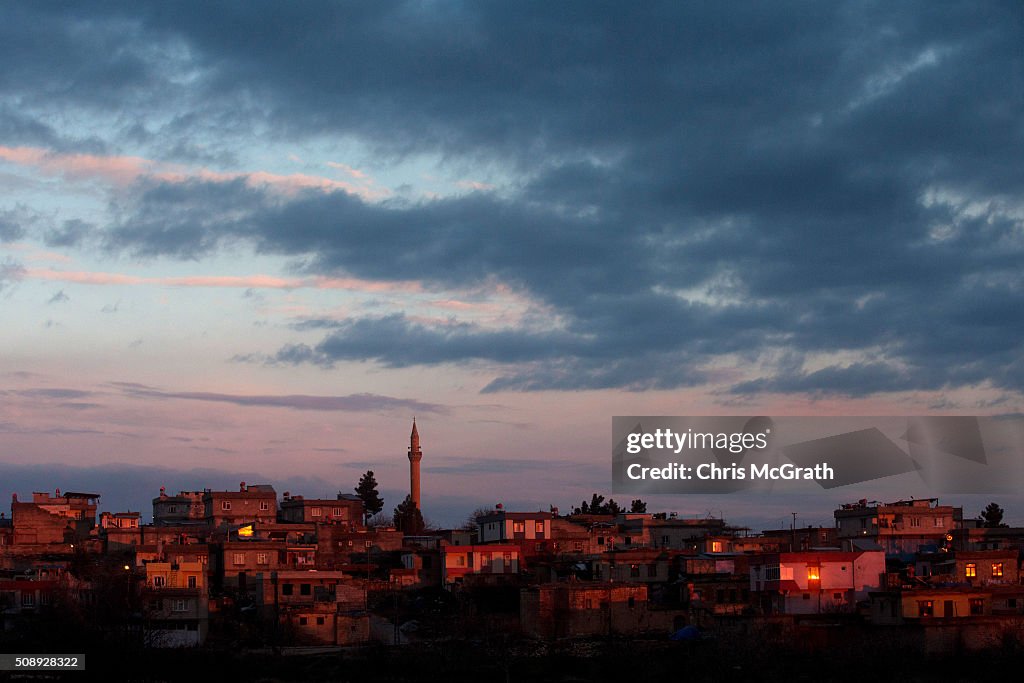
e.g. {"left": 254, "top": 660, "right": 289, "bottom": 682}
{"left": 2, "top": 421, "right": 1024, "bottom": 656}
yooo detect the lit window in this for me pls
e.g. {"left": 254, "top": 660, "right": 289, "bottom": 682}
{"left": 221, "top": 500, "right": 232, "bottom": 511}
{"left": 992, "top": 563, "right": 1004, "bottom": 578}
{"left": 711, "top": 541, "right": 723, "bottom": 553}
{"left": 966, "top": 563, "right": 976, "bottom": 578}
{"left": 918, "top": 600, "right": 934, "bottom": 617}
{"left": 969, "top": 598, "right": 984, "bottom": 615}
{"left": 807, "top": 566, "right": 820, "bottom": 581}
{"left": 535, "top": 521, "right": 545, "bottom": 534}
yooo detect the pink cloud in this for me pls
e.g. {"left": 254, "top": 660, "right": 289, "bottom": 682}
{"left": 0, "top": 145, "right": 388, "bottom": 201}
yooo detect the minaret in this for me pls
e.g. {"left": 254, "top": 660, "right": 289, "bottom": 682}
{"left": 408, "top": 418, "right": 422, "bottom": 510}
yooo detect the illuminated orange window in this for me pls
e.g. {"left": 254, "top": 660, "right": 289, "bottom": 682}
{"left": 711, "top": 541, "right": 723, "bottom": 553}
{"left": 807, "top": 566, "right": 820, "bottom": 581}
{"left": 966, "top": 563, "right": 976, "bottom": 578}
{"left": 992, "top": 563, "right": 1003, "bottom": 578}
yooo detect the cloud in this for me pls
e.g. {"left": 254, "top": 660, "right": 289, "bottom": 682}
{"left": 47, "top": 289, "right": 69, "bottom": 304}
{"left": 2, "top": 3, "right": 1022, "bottom": 397}
{"left": 113, "top": 382, "right": 446, "bottom": 414}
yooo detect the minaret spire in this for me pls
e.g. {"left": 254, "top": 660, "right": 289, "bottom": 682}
{"left": 408, "top": 418, "right": 422, "bottom": 510}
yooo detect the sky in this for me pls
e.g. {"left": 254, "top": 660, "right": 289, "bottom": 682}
{"left": 1, "top": 1, "right": 1022, "bottom": 529}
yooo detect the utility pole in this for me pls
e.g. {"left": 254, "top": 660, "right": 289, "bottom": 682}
{"left": 791, "top": 512, "right": 797, "bottom": 552}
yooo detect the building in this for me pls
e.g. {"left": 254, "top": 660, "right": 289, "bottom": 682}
{"left": 10, "top": 491, "right": 100, "bottom": 545}
{"left": 750, "top": 550, "right": 886, "bottom": 614}
{"left": 521, "top": 583, "right": 683, "bottom": 638}
{"left": 835, "top": 498, "right": 961, "bottom": 555}
{"left": 152, "top": 489, "right": 206, "bottom": 526}
{"left": 278, "top": 493, "right": 363, "bottom": 528}
{"left": 441, "top": 543, "right": 520, "bottom": 588}
{"left": 99, "top": 511, "right": 141, "bottom": 552}
{"left": 408, "top": 419, "right": 422, "bottom": 510}
{"left": 202, "top": 483, "right": 277, "bottom": 529}
{"left": 142, "top": 561, "right": 209, "bottom": 647}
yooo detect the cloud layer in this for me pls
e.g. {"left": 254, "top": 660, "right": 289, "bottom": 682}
{"left": 1, "top": 2, "right": 1022, "bottom": 396}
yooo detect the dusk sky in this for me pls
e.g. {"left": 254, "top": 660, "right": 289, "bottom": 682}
{"left": 2, "top": 2, "right": 1022, "bottom": 528}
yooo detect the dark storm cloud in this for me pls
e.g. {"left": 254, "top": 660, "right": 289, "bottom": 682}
{"left": 5, "top": 2, "right": 1023, "bottom": 395}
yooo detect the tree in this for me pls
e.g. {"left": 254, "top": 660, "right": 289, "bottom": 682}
{"left": 463, "top": 507, "right": 494, "bottom": 531}
{"left": 353, "top": 470, "right": 384, "bottom": 523}
{"left": 572, "top": 493, "right": 623, "bottom": 515}
{"left": 394, "top": 495, "right": 425, "bottom": 535}
{"left": 630, "top": 499, "right": 647, "bottom": 513}
{"left": 979, "top": 502, "right": 1008, "bottom": 528}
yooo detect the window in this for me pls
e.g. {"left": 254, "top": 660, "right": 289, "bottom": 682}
{"left": 299, "top": 617, "right": 308, "bottom": 626}
{"left": 535, "top": 521, "right": 544, "bottom": 534}
{"left": 221, "top": 500, "right": 232, "bottom": 511}
{"left": 311, "top": 507, "right": 322, "bottom": 517}
{"left": 574, "top": 541, "right": 583, "bottom": 552}
{"left": 624, "top": 536, "right": 632, "bottom": 545}
{"left": 456, "top": 555, "right": 465, "bottom": 567}
{"left": 966, "top": 563, "right": 977, "bottom": 578}
{"left": 168, "top": 505, "right": 177, "bottom": 513}
{"left": 910, "top": 517, "right": 920, "bottom": 528}
{"left": 992, "top": 563, "right": 1004, "bottom": 578}
{"left": 256, "top": 552, "right": 269, "bottom": 565}
{"left": 711, "top": 541, "right": 723, "bottom": 553}
{"left": 333, "top": 507, "right": 342, "bottom": 517}
{"left": 153, "top": 575, "right": 165, "bottom": 587}
{"left": 282, "top": 583, "right": 293, "bottom": 596}
{"left": 630, "top": 564, "right": 640, "bottom": 578}
{"left": 807, "top": 566, "right": 820, "bottom": 581}
{"left": 627, "top": 596, "right": 636, "bottom": 608}
{"left": 860, "top": 518, "right": 867, "bottom": 529}
{"left": 22, "top": 592, "right": 35, "bottom": 607}
{"left": 316, "top": 616, "right": 325, "bottom": 625}
{"left": 918, "top": 600, "right": 934, "bottom": 617}
{"left": 597, "top": 536, "right": 605, "bottom": 546}
{"left": 513, "top": 521, "right": 525, "bottom": 533}
{"left": 661, "top": 535, "right": 670, "bottom": 547}
{"left": 934, "top": 517, "right": 944, "bottom": 527}
{"left": 503, "top": 552, "right": 512, "bottom": 568}
{"left": 260, "top": 500, "right": 270, "bottom": 511}
{"left": 833, "top": 592, "right": 842, "bottom": 600}
{"left": 233, "top": 553, "right": 245, "bottom": 566}
{"left": 802, "top": 593, "right": 811, "bottom": 600}
{"left": 647, "top": 563, "right": 658, "bottom": 577}
{"left": 173, "top": 599, "right": 188, "bottom": 612}
{"left": 300, "top": 583, "right": 311, "bottom": 596}
{"left": 187, "top": 575, "right": 197, "bottom": 589}
{"left": 970, "top": 598, "right": 984, "bottom": 615}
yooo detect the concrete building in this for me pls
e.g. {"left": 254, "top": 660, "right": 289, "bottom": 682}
{"left": 202, "top": 483, "right": 277, "bottom": 529}
{"left": 100, "top": 511, "right": 141, "bottom": 552}
{"left": 278, "top": 493, "right": 363, "bottom": 528}
{"left": 835, "top": 498, "right": 961, "bottom": 555}
{"left": 142, "top": 561, "right": 209, "bottom": 647}
{"left": 152, "top": 489, "right": 206, "bottom": 526}
{"left": 441, "top": 543, "right": 520, "bottom": 588}
{"left": 750, "top": 550, "right": 886, "bottom": 614}
{"left": 521, "top": 583, "right": 683, "bottom": 638}
{"left": 408, "top": 419, "right": 422, "bottom": 510}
